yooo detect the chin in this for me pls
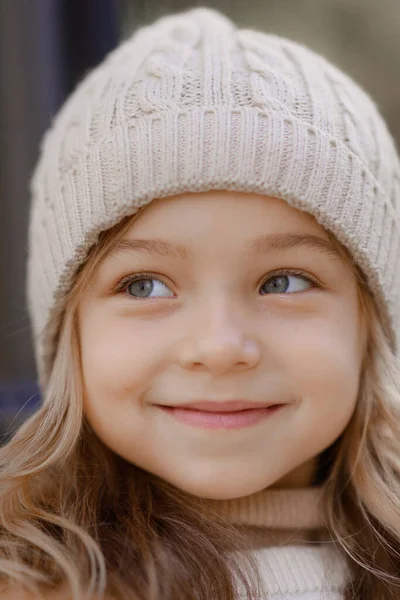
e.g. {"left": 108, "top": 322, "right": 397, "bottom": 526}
{"left": 174, "top": 477, "right": 272, "bottom": 501}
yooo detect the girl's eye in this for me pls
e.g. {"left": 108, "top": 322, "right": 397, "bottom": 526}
{"left": 117, "top": 270, "right": 317, "bottom": 299}
{"left": 125, "top": 276, "right": 174, "bottom": 299}
{"left": 260, "top": 272, "right": 314, "bottom": 294}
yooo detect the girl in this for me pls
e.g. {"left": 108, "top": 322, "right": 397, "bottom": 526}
{"left": 1, "top": 7, "right": 400, "bottom": 600}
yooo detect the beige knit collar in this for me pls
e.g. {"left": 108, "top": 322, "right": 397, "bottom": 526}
{"left": 204, "top": 485, "right": 325, "bottom": 530}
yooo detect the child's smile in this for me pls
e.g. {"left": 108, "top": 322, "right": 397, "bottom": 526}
{"left": 155, "top": 401, "right": 286, "bottom": 430}
{"left": 78, "top": 191, "right": 366, "bottom": 500}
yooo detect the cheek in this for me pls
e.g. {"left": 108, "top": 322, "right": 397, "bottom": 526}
{"left": 79, "top": 314, "right": 164, "bottom": 396}
{"left": 279, "top": 310, "right": 363, "bottom": 436}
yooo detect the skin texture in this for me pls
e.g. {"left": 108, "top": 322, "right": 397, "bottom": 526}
{"left": 78, "top": 191, "right": 366, "bottom": 500}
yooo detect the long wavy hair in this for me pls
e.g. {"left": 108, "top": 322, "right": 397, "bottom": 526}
{"left": 0, "top": 212, "right": 400, "bottom": 600}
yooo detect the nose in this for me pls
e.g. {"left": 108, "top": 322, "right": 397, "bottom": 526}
{"left": 178, "top": 302, "right": 261, "bottom": 376}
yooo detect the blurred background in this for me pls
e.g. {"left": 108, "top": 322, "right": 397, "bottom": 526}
{"left": 0, "top": 0, "right": 399, "bottom": 442}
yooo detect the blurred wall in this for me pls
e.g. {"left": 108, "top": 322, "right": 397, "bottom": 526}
{"left": 0, "top": 1, "right": 67, "bottom": 382}
{"left": 0, "top": 0, "right": 118, "bottom": 384}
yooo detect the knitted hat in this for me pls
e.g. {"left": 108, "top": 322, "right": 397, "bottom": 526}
{"left": 28, "top": 7, "right": 400, "bottom": 389}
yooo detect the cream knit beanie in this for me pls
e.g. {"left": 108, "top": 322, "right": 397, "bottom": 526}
{"left": 28, "top": 7, "right": 400, "bottom": 388}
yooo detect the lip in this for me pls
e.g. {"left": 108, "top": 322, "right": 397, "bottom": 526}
{"left": 160, "top": 400, "right": 280, "bottom": 412}
{"left": 156, "top": 400, "right": 286, "bottom": 430}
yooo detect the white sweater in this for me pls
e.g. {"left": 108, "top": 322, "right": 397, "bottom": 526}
{"left": 207, "top": 487, "right": 349, "bottom": 599}
{"left": 244, "top": 544, "right": 348, "bottom": 599}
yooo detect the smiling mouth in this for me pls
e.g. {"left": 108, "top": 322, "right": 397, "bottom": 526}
{"left": 156, "top": 401, "right": 286, "bottom": 429}
{"left": 158, "top": 400, "right": 284, "bottom": 412}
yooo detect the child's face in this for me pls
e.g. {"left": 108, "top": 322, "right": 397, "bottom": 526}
{"left": 78, "top": 191, "right": 365, "bottom": 499}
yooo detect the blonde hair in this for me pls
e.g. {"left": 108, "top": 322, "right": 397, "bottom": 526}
{"left": 1, "top": 213, "right": 400, "bottom": 599}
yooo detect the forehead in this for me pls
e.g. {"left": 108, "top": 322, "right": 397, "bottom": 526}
{"left": 99, "top": 191, "right": 351, "bottom": 268}
{"left": 124, "top": 191, "right": 329, "bottom": 238}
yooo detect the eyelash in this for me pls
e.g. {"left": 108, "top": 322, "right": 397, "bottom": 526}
{"left": 261, "top": 268, "right": 320, "bottom": 290}
{"left": 114, "top": 269, "right": 321, "bottom": 297}
{"left": 114, "top": 271, "right": 169, "bottom": 294}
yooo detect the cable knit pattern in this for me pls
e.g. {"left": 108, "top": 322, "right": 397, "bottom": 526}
{"left": 28, "top": 7, "right": 400, "bottom": 387}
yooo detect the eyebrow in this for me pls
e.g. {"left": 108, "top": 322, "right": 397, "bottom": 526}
{"left": 111, "top": 238, "right": 189, "bottom": 260}
{"left": 110, "top": 233, "right": 342, "bottom": 262}
{"left": 246, "top": 233, "right": 342, "bottom": 260}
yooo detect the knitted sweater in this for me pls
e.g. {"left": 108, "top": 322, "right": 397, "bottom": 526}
{"left": 207, "top": 487, "right": 349, "bottom": 599}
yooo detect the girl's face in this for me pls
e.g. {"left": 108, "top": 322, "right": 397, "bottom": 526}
{"left": 78, "top": 191, "right": 365, "bottom": 500}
